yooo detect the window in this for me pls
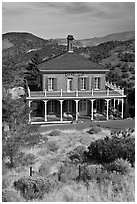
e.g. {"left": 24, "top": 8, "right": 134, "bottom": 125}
{"left": 67, "top": 78, "right": 73, "bottom": 91}
{"left": 94, "top": 77, "right": 100, "bottom": 90}
{"left": 80, "top": 78, "right": 87, "bottom": 90}
{"left": 48, "top": 78, "right": 57, "bottom": 91}
{"left": 78, "top": 77, "right": 89, "bottom": 91}
{"left": 48, "top": 78, "right": 54, "bottom": 91}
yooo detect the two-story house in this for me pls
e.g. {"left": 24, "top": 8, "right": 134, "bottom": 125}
{"left": 26, "top": 35, "right": 126, "bottom": 124}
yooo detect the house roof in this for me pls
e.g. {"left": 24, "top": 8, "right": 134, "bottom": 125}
{"left": 38, "top": 52, "right": 108, "bottom": 72}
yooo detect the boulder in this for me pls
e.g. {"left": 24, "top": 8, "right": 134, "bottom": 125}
{"left": 9, "top": 87, "right": 25, "bottom": 99}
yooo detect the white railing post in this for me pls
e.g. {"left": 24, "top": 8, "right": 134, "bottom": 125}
{"left": 92, "top": 89, "right": 93, "bottom": 96}
{"left": 122, "top": 88, "right": 124, "bottom": 95}
{"left": 121, "top": 99, "right": 124, "bottom": 119}
{"left": 28, "top": 100, "right": 32, "bottom": 123}
{"left": 60, "top": 89, "right": 62, "bottom": 97}
{"left": 107, "top": 88, "right": 109, "bottom": 96}
{"left": 28, "top": 86, "right": 30, "bottom": 97}
{"left": 76, "top": 88, "right": 78, "bottom": 97}
{"left": 45, "top": 89, "right": 47, "bottom": 96}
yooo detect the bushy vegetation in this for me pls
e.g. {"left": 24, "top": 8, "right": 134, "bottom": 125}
{"left": 14, "top": 176, "right": 50, "bottom": 200}
{"left": 87, "top": 125, "right": 101, "bottom": 134}
{"left": 48, "top": 129, "right": 62, "bottom": 136}
{"left": 2, "top": 126, "right": 135, "bottom": 202}
{"left": 85, "top": 130, "right": 135, "bottom": 166}
{"left": 14, "top": 176, "right": 59, "bottom": 201}
{"left": 16, "top": 153, "right": 36, "bottom": 167}
{"left": 103, "top": 158, "right": 132, "bottom": 174}
{"left": 46, "top": 140, "right": 59, "bottom": 152}
{"left": 2, "top": 188, "right": 24, "bottom": 202}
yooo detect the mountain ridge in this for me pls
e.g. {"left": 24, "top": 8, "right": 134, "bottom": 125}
{"left": 49, "top": 30, "right": 135, "bottom": 47}
{"left": 2, "top": 30, "right": 135, "bottom": 49}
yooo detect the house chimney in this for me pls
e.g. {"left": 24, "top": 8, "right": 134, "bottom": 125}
{"left": 67, "top": 35, "right": 74, "bottom": 52}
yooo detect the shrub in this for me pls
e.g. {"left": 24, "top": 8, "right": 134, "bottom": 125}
{"left": 2, "top": 178, "right": 11, "bottom": 189}
{"left": 38, "top": 161, "right": 56, "bottom": 177}
{"left": 14, "top": 176, "right": 52, "bottom": 200}
{"left": 46, "top": 140, "right": 59, "bottom": 152}
{"left": 76, "top": 164, "right": 104, "bottom": 182}
{"left": 2, "top": 188, "right": 24, "bottom": 202}
{"left": 16, "top": 152, "right": 36, "bottom": 167}
{"left": 48, "top": 129, "right": 61, "bottom": 136}
{"left": 68, "top": 145, "right": 87, "bottom": 163}
{"left": 103, "top": 159, "right": 132, "bottom": 174}
{"left": 58, "top": 163, "right": 79, "bottom": 182}
{"left": 85, "top": 133, "right": 135, "bottom": 166}
{"left": 23, "top": 132, "right": 46, "bottom": 147}
{"left": 87, "top": 126, "right": 101, "bottom": 134}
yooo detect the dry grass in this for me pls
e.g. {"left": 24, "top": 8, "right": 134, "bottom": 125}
{"left": 34, "top": 170, "right": 135, "bottom": 202}
{"left": 2, "top": 127, "right": 135, "bottom": 202}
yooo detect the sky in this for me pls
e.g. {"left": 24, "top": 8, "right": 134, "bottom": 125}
{"left": 2, "top": 2, "right": 135, "bottom": 40}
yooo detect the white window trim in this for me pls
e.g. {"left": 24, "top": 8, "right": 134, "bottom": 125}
{"left": 67, "top": 78, "right": 73, "bottom": 92}
{"left": 94, "top": 76, "right": 101, "bottom": 90}
{"left": 48, "top": 78, "right": 54, "bottom": 91}
{"left": 80, "top": 77, "right": 87, "bottom": 90}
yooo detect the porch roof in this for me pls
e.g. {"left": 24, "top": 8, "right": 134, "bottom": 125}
{"left": 38, "top": 52, "right": 108, "bottom": 72}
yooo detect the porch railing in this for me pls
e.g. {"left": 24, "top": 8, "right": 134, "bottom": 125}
{"left": 105, "top": 81, "right": 124, "bottom": 95}
{"left": 28, "top": 88, "right": 124, "bottom": 98}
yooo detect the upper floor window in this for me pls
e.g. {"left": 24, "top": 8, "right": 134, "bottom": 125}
{"left": 78, "top": 77, "right": 89, "bottom": 90}
{"left": 67, "top": 78, "right": 73, "bottom": 92}
{"left": 48, "top": 78, "right": 54, "bottom": 91}
{"left": 47, "top": 78, "right": 57, "bottom": 91}
{"left": 81, "top": 78, "right": 87, "bottom": 90}
{"left": 94, "top": 77, "right": 100, "bottom": 90}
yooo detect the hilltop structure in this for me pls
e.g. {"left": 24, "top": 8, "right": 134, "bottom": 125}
{"left": 26, "top": 35, "right": 126, "bottom": 124}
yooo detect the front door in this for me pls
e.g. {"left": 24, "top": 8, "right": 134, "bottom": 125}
{"left": 79, "top": 99, "right": 87, "bottom": 116}
{"left": 67, "top": 78, "right": 72, "bottom": 92}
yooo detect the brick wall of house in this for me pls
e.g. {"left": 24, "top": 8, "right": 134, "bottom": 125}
{"left": 42, "top": 72, "right": 106, "bottom": 91}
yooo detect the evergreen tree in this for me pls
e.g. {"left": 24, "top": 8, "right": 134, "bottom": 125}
{"left": 24, "top": 53, "right": 42, "bottom": 89}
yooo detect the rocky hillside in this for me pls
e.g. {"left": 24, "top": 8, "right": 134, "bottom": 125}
{"left": 79, "top": 30, "right": 135, "bottom": 47}
{"left": 2, "top": 32, "right": 66, "bottom": 89}
{"left": 2, "top": 31, "right": 135, "bottom": 97}
{"left": 2, "top": 30, "right": 135, "bottom": 118}
{"left": 50, "top": 31, "right": 135, "bottom": 47}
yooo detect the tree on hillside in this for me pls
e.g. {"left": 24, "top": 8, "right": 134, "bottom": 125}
{"left": 127, "top": 88, "right": 135, "bottom": 118}
{"left": 2, "top": 93, "right": 29, "bottom": 167}
{"left": 24, "top": 53, "right": 42, "bottom": 90}
{"left": 2, "top": 91, "right": 43, "bottom": 168}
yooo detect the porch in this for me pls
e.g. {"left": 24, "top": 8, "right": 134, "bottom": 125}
{"left": 28, "top": 98, "right": 125, "bottom": 124}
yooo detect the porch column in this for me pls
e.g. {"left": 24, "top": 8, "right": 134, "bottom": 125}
{"left": 44, "top": 100, "right": 48, "bottom": 121}
{"left": 105, "top": 99, "right": 110, "bottom": 120}
{"left": 117, "top": 99, "right": 120, "bottom": 111}
{"left": 121, "top": 98, "right": 124, "bottom": 119}
{"left": 28, "top": 100, "right": 32, "bottom": 123}
{"left": 75, "top": 100, "right": 79, "bottom": 122}
{"left": 59, "top": 100, "right": 64, "bottom": 122}
{"left": 114, "top": 98, "right": 116, "bottom": 108}
{"left": 90, "top": 99, "right": 95, "bottom": 121}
